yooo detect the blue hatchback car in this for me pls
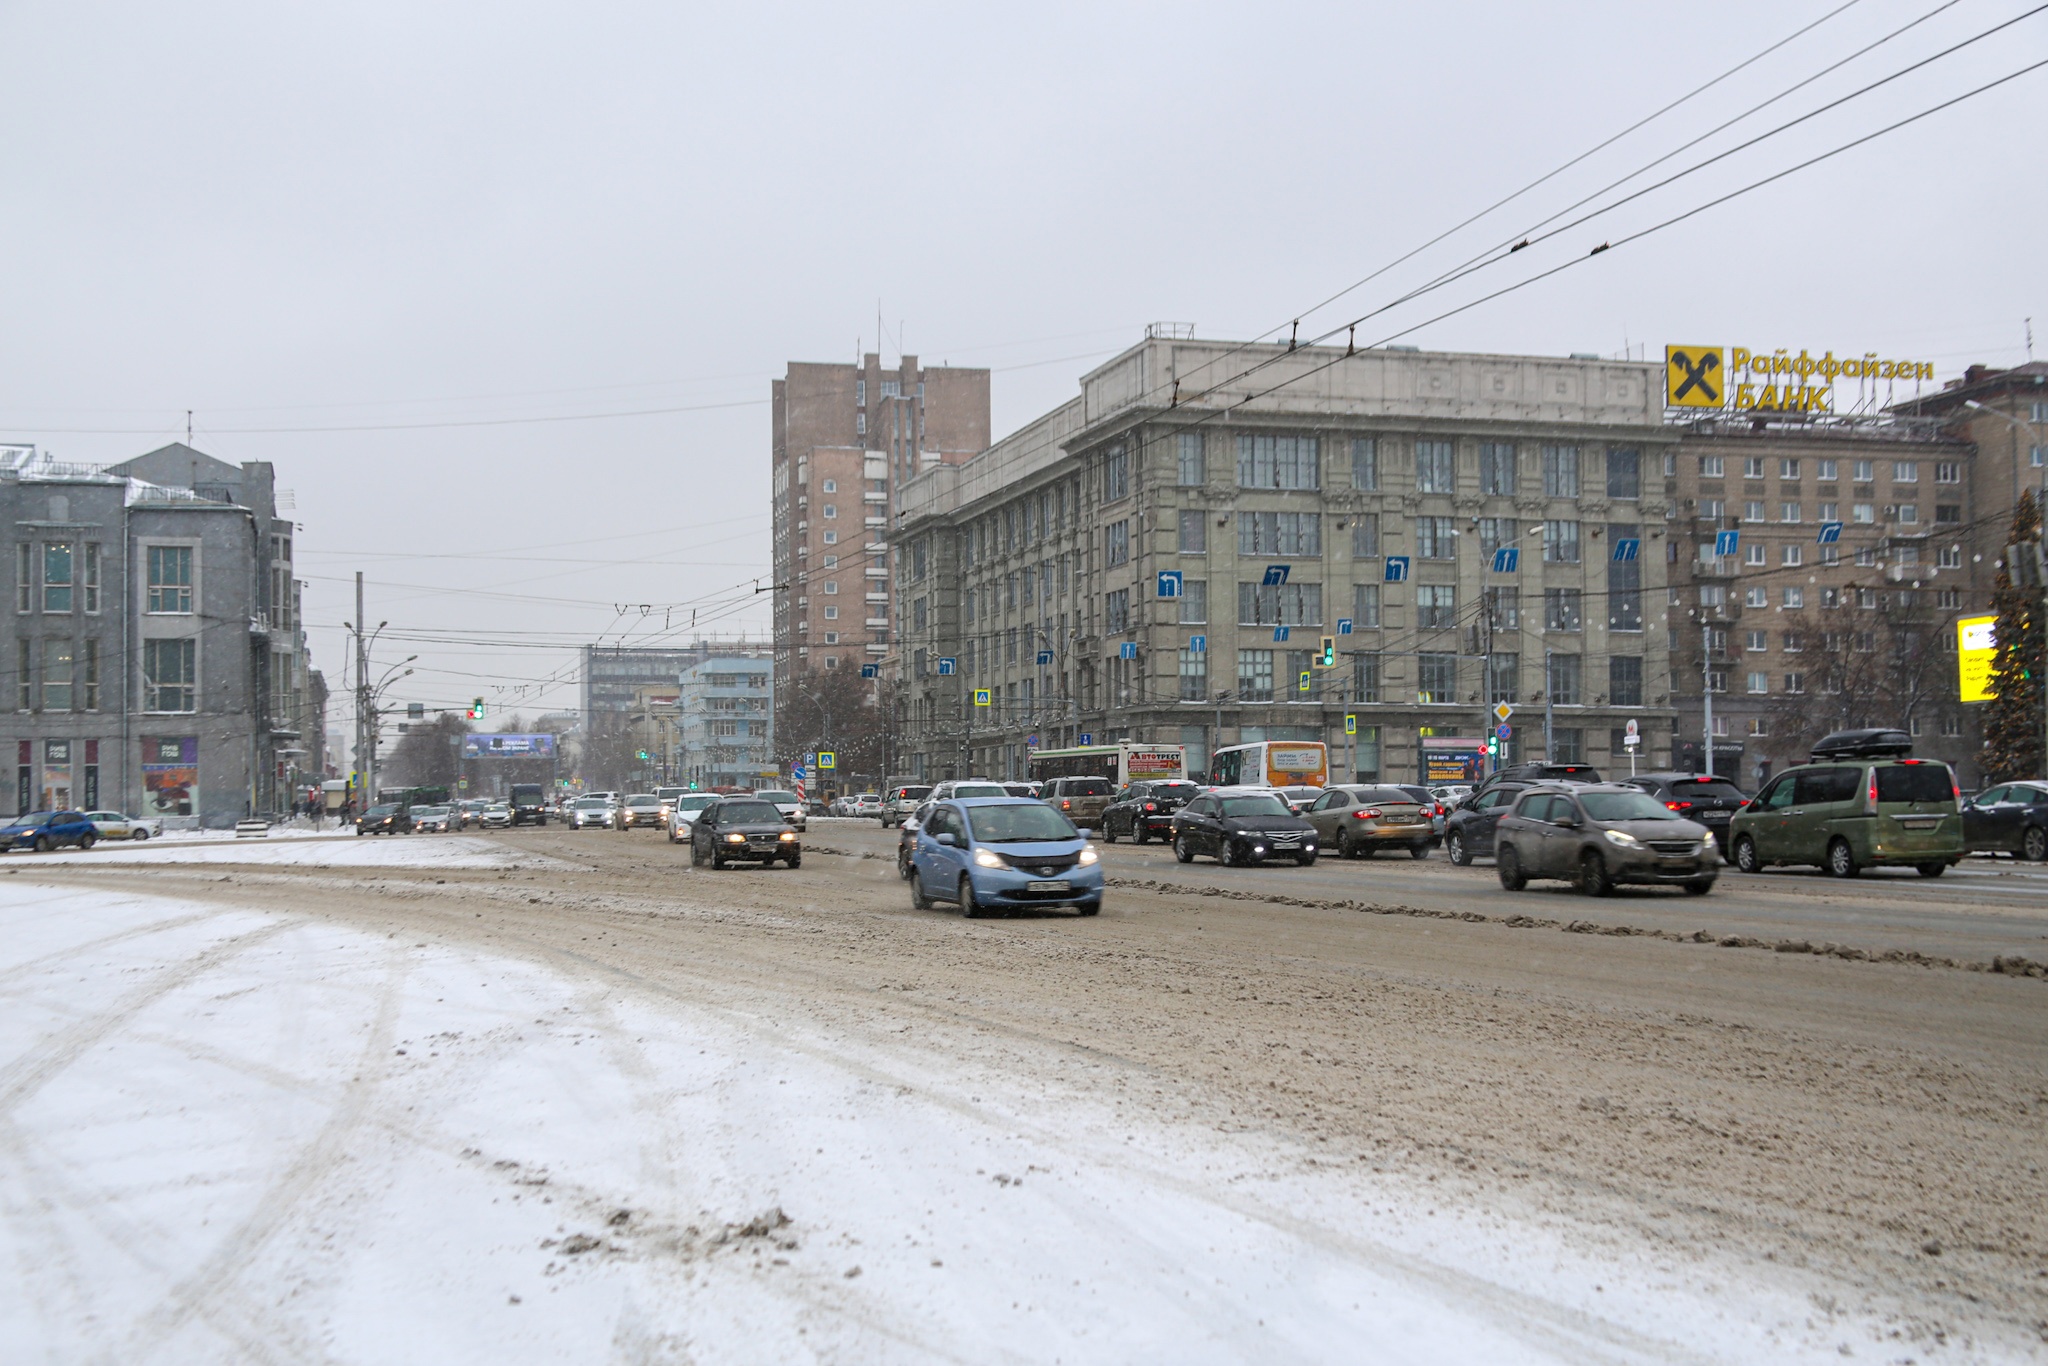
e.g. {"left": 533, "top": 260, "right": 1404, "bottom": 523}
{"left": 910, "top": 797, "right": 1103, "bottom": 917}
{"left": 0, "top": 809, "right": 101, "bottom": 853}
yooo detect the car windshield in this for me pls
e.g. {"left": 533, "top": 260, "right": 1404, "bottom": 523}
{"left": 12, "top": 812, "right": 52, "bottom": 827}
{"left": 895, "top": 787, "right": 931, "bottom": 800}
{"left": 1221, "top": 795, "right": 1290, "bottom": 818}
{"left": 965, "top": 803, "right": 1080, "bottom": 843}
{"left": 1580, "top": 792, "right": 1681, "bottom": 822}
{"left": 675, "top": 795, "right": 716, "bottom": 811}
{"left": 718, "top": 801, "right": 783, "bottom": 823}
{"left": 626, "top": 796, "right": 660, "bottom": 807}
{"left": 755, "top": 791, "right": 797, "bottom": 804}
{"left": 952, "top": 783, "right": 1008, "bottom": 798}
{"left": 366, "top": 806, "right": 396, "bottom": 817}
{"left": 574, "top": 798, "right": 609, "bottom": 809}
{"left": 485, "top": 803, "right": 508, "bottom": 812}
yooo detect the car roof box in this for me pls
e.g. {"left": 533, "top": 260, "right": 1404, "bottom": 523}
{"left": 1809, "top": 728, "right": 1912, "bottom": 760}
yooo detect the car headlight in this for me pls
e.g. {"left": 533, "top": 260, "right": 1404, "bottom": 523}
{"left": 1078, "top": 844, "right": 1099, "bottom": 865}
{"left": 1602, "top": 829, "right": 1642, "bottom": 848}
{"left": 1702, "top": 835, "right": 1719, "bottom": 852}
{"left": 973, "top": 846, "right": 1004, "bottom": 868}
{"left": 725, "top": 833, "right": 746, "bottom": 844}
{"left": 779, "top": 831, "right": 796, "bottom": 842}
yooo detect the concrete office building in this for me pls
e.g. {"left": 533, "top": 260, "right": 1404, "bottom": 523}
{"left": 893, "top": 335, "right": 1681, "bottom": 784}
{"left": 1, "top": 442, "right": 312, "bottom": 825}
{"left": 770, "top": 354, "right": 990, "bottom": 736}
{"left": 580, "top": 638, "right": 767, "bottom": 725}
{"left": 676, "top": 655, "right": 774, "bottom": 789}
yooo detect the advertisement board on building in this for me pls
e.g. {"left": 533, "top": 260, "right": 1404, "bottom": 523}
{"left": 461, "top": 733, "right": 558, "bottom": 759}
{"left": 1125, "top": 747, "right": 1186, "bottom": 777}
{"left": 1420, "top": 736, "right": 1484, "bottom": 785}
{"left": 143, "top": 736, "right": 198, "bottom": 816}
{"left": 1957, "top": 615, "right": 1997, "bottom": 704}
{"left": 1664, "top": 343, "right": 1934, "bottom": 415}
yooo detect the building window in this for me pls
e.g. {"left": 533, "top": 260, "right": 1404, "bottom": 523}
{"left": 1742, "top": 500, "right": 1764, "bottom": 523}
{"left": 1698, "top": 454, "right": 1724, "bottom": 478}
{"left": 1350, "top": 514, "right": 1380, "bottom": 558}
{"left": 15, "top": 545, "right": 28, "bottom": 614}
{"left": 83, "top": 544, "right": 100, "bottom": 615}
{"left": 1541, "top": 520, "right": 1580, "bottom": 563}
{"left": 1851, "top": 503, "right": 1874, "bottom": 524}
{"left": 1815, "top": 459, "right": 1837, "bottom": 481}
{"left": 823, "top": 605, "right": 838, "bottom": 620}
{"left": 1105, "top": 520, "right": 1130, "bottom": 566}
{"left": 1416, "top": 584, "right": 1456, "bottom": 630}
{"left": 1415, "top": 440, "right": 1454, "bottom": 493}
{"left": 823, "top": 530, "right": 837, "bottom": 544}
{"left": 42, "top": 542, "right": 73, "bottom": 613}
{"left": 822, "top": 580, "right": 839, "bottom": 595}
{"left": 1606, "top": 448, "right": 1640, "bottom": 499}
{"left": 1178, "top": 647, "right": 1207, "bottom": 700}
{"left": 1781, "top": 544, "right": 1803, "bottom": 567}
{"left": 1745, "top": 543, "right": 1766, "bottom": 566}
{"left": 1544, "top": 588, "right": 1582, "bottom": 632}
{"left": 143, "top": 638, "right": 196, "bottom": 712}
{"left": 1351, "top": 438, "right": 1379, "bottom": 491}
{"left": 822, "top": 632, "right": 839, "bottom": 645}
{"left": 1893, "top": 461, "right": 1919, "bottom": 483}
{"left": 1177, "top": 433, "right": 1205, "bottom": 485}
{"left": 1236, "top": 434, "right": 1319, "bottom": 490}
{"left": 1483, "top": 585, "right": 1519, "bottom": 630}
{"left": 1237, "top": 582, "right": 1322, "bottom": 626}
{"left": 1818, "top": 502, "right": 1839, "bottom": 522}
{"left": 1609, "top": 655, "right": 1643, "bottom": 707}
{"left": 1782, "top": 587, "right": 1804, "bottom": 609}
{"left": 1238, "top": 511, "right": 1321, "bottom": 557}
{"left": 1416, "top": 652, "right": 1456, "bottom": 703}
{"left": 43, "top": 640, "right": 72, "bottom": 710}
{"left": 1701, "top": 498, "right": 1725, "bottom": 520}
{"left": 1547, "top": 653, "right": 1582, "bottom": 706}
{"left": 1937, "top": 545, "right": 1963, "bottom": 569}
{"left": 1353, "top": 653, "right": 1381, "bottom": 704}
{"left": 1746, "top": 586, "right": 1767, "bottom": 608}
{"left": 1353, "top": 583, "right": 1381, "bottom": 629}
{"left": 1779, "top": 502, "right": 1801, "bottom": 523}
{"left": 1486, "top": 653, "right": 1518, "bottom": 704}
{"left": 1552, "top": 728, "right": 1585, "bottom": 765}
{"left": 1783, "top": 672, "right": 1806, "bottom": 695}
{"left": 1480, "top": 442, "right": 1516, "bottom": 495}
{"left": 1934, "top": 504, "right": 1960, "bottom": 525}
{"left": 83, "top": 639, "right": 98, "bottom": 711}
{"left": 1178, "top": 579, "right": 1208, "bottom": 624}
{"left": 1541, "top": 445, "right": 1580, "bottom": 498}
{"left": 1237, "top": 649, "right": 1275, "bottom": 702}
{"left": 1853, "top": 459, "right": 1874, "bottom": 482}
{"left": 1105, "top": 589, "right": 1131, "bottom": 633}
{"left": 1933, "top": 460, "right": 1960, "bottom": 484}
{"left": 1477, "top": 518, "right": 1517, "bottom": 557}
{"left": 1415, "top": 516, "right": 1457, "bottom": 560}
{"left": 1746, "top": 629, "right": 1767, "bottom": 651}
{"left": 1102, "top": 445, "right": 1129, "bottom": 502}
{"left": 145, "top": 546, "right": 196, "bottom": 616}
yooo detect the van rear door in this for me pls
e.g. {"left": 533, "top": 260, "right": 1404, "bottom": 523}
{"left": 1873, "top": 761, "right": 1961, "bottom": 859}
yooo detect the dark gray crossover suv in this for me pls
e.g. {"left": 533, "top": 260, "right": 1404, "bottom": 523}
{"left": 1495, "top": 784, "right": 1719, "bottom": 896}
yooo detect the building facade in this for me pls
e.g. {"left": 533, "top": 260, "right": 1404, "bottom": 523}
{"left": 770, "top": 354, "right": 990, "bottom": 740}
{"left": 676, "top": 655, "right": 774, "bottom": 789}
{"left": 1, "top": 442, "right": 311, "bottom": 825}
{"left": 893, "top": 337, "right": 1681, "bottom": 784}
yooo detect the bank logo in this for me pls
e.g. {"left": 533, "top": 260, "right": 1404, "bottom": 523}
{"left": 1665, "top": 345, "right": 1723, "bottom": 407}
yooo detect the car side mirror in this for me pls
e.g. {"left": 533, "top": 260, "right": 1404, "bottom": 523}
{"left": 936, "top": 832, "right": 956, "bottom": 847}
{"left": 1078, "top": 829, "right": 1093, "bottom": 840}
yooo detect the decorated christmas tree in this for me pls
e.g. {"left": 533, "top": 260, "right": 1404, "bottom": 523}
{"left": 1983, "top": 491, "right": 2044, "bottom": 781}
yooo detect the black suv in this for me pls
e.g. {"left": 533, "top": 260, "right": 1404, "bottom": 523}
{"left": 1620, "top": 773, "right": 1748, "bottom": 853}
{"left": 1100, "top": 780, "right": 1202, "bottom": 843}
{"left": 1443, "top": 782, "right": 1529, "bottom": 865}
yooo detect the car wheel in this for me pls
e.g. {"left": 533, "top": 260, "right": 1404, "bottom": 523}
{"left": 1133, "top": 823, "right": 1149, "bottom": 845}
{"left": 959, "top": 874, "right": 987, "bottom": 919}
{"left": 1578, "top": 851, "right": 1612, "bottom": 897}
{"left": 1496, "top": 844, "right": 1527, "bottom": 891}
{"left": 1446, "top": 831, "right": 1470, "bottom": 866}
{"left": 2025, "top": 825, "right": 2048, "bottom": 862}
{"left": 785, "top": 853, "right": 801, "bottom": 869}
{"left": 132, "top": 829, "right": 149, "bottom": 842}
{"left": 1682, "top": 879, "right": 1714, "bottom": 896}
{"left": 1733, "top": 835, "right": 1761, "bottom": 874}
{"left": 1077, "top": 899, "right": 1101, "bottom": 917}
{"left": 1103, "top": 821, "right": 1117, "bottom": 844}
{"left": 33, "top": 835, "right": 49, "bottom": 854}
{"left": 1826, "top": 837, "right": 1859, "bottom": 879}
{"left": 911, "top": 867, "right": 933, "bottom": 909}
{"left": 1915, "top": 861, "right": 1946, "bottom": 878}
{"left": 79, "top": 833, "right": 95, "bottom": 851}
{"left": 1173, "top": 835, "right": 1195, "bottom": 864}
{"left": 1408, "top": 843, "right": 1430, "bottom": 860}
{"left": 1295, "top": 850, "right": 1316, "bottom": 867}
{"left": 1221, "top": 839, "right": 1241, "bottom": 868}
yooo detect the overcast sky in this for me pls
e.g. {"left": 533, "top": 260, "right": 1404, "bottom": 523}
{"left": 2, "top": 0, "right": 2041, "bottom": 722}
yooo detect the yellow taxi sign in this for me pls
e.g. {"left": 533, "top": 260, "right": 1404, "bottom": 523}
{"left": 1958, "top": 615, "right": 1997, "bottom": 703}
{"left": 1665, "top": 345, "right": 1724, "bottom": 408}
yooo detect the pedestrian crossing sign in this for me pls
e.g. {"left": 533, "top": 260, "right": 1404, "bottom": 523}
{"left": 974, "top": 688, "right": 991, "bottom": 707}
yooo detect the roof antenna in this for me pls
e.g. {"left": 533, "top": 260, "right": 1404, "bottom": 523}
{"left": 185, "top": 410, "right": 192, "bottom": 444}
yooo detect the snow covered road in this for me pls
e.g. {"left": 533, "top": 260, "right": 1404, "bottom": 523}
{"left": 0, "top": 876, "right": 2000, "bottom": 1363}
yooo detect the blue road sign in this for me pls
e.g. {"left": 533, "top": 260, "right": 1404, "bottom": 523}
{"left": 1187, "top": 634, "right": 1206, "bottom": 653}
{"left": 937, "top": 656, "right": 956, "bottom": 675}
{"left": 1026, "top": 734, "right": 1039, "bottom": 748}
{"left": 1714, "top": 529, "right": 1740, "bottom": 557}
{"left": 1272, "top": 625, "right": 1290, "bottom": 642}
{"left": 1495, "top": 724, "right": 1512, "bottom": 740}
{"left": 1156, "top": 570, "right": 1183, "bottom": 598}
{"left": 1384, "top": 556, "right": 1411, "bottom": 583}
{"left": 1336, "top": 617, "right": 1353, "bottom": 635}
{"left": 1078, "top": 733, "right": 1093, "bottom": 746}
{"left": 1611, "top": 538, "right": 1640, "bottom": 562}
{"left": 1119, "top": 641, "right": 1138, "bottom": 659}
{"left": 859, "top": 663, "right": 879, "bottom": 678}
{"left": 1817, "top": 521, "right": 1843, "bottom": 544}
{"left": 1262, "top": 564, "right": 1291, "bottom": 586}
{"left": 1036, "top": 649, "right": 1053, "bottom": 666}
{"left": 1491, "top": 547, "right": 1519, "bottom": 573}
{"left": 791, "top": 764, "right": 806, "bottom": 783}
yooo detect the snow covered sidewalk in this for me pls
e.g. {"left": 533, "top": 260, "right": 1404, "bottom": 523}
{"left": 8, "top": 832, "right": 565, "bottom": 870}
{"left": 0, "top": 880, "right": 1923, "bottom": 1364}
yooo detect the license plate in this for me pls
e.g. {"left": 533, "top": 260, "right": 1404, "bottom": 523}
{"left": 1028, "top": 880, "right": 1071, "bottom": 892}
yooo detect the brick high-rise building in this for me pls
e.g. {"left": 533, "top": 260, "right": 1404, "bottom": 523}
{"left": 770, "top": 353, "right": 989, "bottom": 739}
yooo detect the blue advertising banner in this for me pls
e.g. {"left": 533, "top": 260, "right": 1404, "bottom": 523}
{"left": 461, "top": 733, "right": 558, "bottom": 759}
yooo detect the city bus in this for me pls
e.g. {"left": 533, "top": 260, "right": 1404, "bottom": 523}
{"left": 1027, "top": 743, "right": 1188, "bottom": 788}
{"left": 1208, "top": 740, "right": 1328, "bottom": 789}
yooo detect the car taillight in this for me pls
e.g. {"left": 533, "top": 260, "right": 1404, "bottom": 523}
{"left": 1061, "top": 799, "right": 1072, "bottom": 810}
{"left": 1353, "top": 808, "right": 1382, "bottom": 819}
{"left": 1869, "top": 769, "right": 1879, "bottom": 808}
{"left": 1144, "top": 802, "right": 1156, "bottom": 811}
{"left": 1667, "top": 800, "right": 1691, "bottom": 810}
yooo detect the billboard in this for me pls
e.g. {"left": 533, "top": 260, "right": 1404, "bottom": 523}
{"left": 143, "top": 736, "right": 198, "bottom": 816}
{"left": 461, "top": 733, "right": 557, "bottom": 759}
{"left": 1420, "top": 736, "right": 1484, "bottom": 785}
{"left": 1957, "top": 615, "right": 1998, "bottom": 704}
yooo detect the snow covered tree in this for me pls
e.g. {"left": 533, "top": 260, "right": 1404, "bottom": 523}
{"left": 1983, "top": 491, "right": 2044, "bottom": 781}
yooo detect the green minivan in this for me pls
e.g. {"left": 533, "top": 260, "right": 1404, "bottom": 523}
{"left": 1727, "top": 729, "right": 1962, "bottom": 878}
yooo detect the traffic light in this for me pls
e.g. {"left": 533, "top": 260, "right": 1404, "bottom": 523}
{"left": 466, "top": 697, "right": 486, "bottom": 720}
{"left": 1317, "top": 636, "right": 1336, "bottom": 668}
{"left": 637, "top": 750, "right": 650, "bottom": 761}
{"left": 1487, "top": 735, "right": 1500, "bottom": 758}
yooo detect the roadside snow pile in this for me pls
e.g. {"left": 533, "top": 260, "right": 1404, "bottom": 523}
{"left": 26, "top": 834, "right": 564, "bottom": 869}
{"left": 0, "top": 882, "right": 1923, "bottom": 1364}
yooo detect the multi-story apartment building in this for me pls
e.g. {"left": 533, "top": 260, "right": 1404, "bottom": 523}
{"left": 894, "top": 336, "right": 1681, "bottom": 784}
{"left": 676, "top": 655, "right": 774, "bottom": 789}
{"left": 582, "top": 645, "right": 705, "bottom": 723}
{"left": 1663, "top": 414, "right": 1974, "bottom": 788}
{"left": 1, "top": 441, "right": 312, "bottom": 825}
{"left": 770, "top": 354, "right": 990, "bottom": 734}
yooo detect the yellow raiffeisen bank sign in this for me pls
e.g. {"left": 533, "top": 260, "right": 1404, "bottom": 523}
{"left": 1957, "top": 615, "right": 1998, "bottom": 704}
{"left": 1665, "top": 345, "right": 1936, "bottom": 414}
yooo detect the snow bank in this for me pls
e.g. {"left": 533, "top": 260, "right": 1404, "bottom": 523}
{"left": 0, "top": 882, "right": 1925, "bottom": 1364}
{"left": 12, "top": 834, "right": 565, "bottom": 870}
